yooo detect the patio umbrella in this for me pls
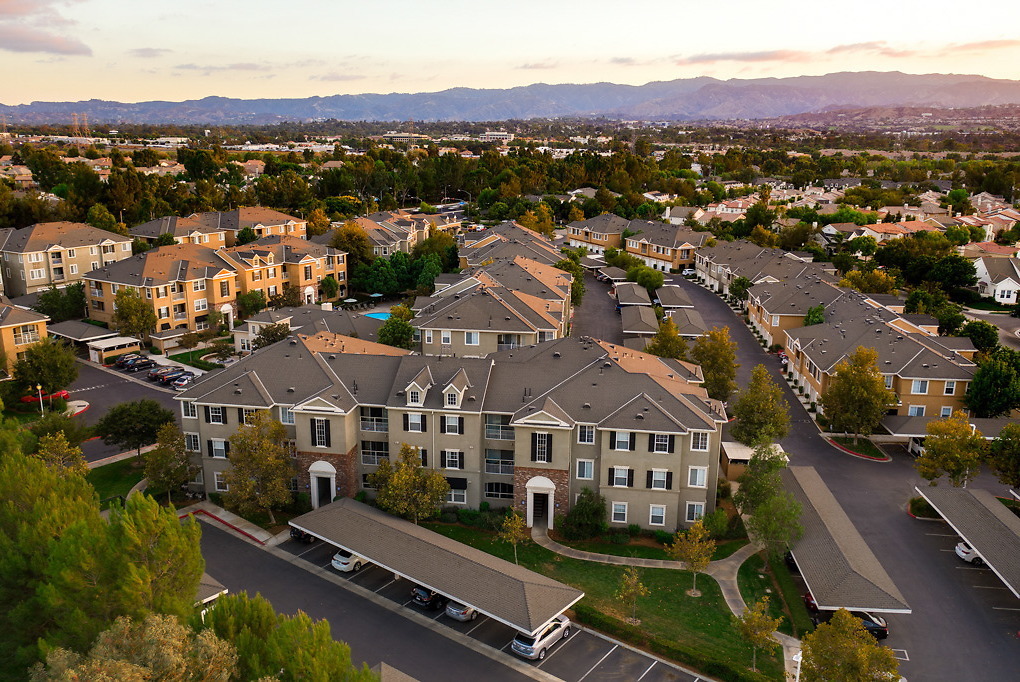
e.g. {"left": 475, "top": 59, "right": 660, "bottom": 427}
{"left": 370, "top": 293, "right": 383, "bottom": 298}
{"left": 343, "top": 298, "right": 357, "bottom": 303}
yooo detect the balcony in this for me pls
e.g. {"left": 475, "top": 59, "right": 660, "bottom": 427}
{"left": 485, "top": 461, "right": 514, "bottom": 475}
{"left": 173, "top": 312, "right": 188, "bottom": 321}
{"left": 13, "top": 332, "right": 40, "bottom": 345}
{"left": 496, "top": 343, "right": 519, "bottom": 351}
{"left": 172, "top": 291, "right": 186, "bottom": 301}
{"left": 360, "top": 418, "right": 388, "bottom": 433}
{"left": 485, "top": 425, "right": 515, "bottom": 440}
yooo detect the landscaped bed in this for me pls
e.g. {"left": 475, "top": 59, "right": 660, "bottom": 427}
{"left": 87, "top": 456, "right": 145, "bottom": 509}
{"left": 736, "top": 552, "right": 813, "bottom": 637}
{"left": 829, "top": 436, "right": 889, "bottom": 460}
{"left": 425, "top": 522, "right": 783, "bottom": 681}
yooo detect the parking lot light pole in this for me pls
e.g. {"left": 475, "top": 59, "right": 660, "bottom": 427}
{"left": 36, "top": 384, "right": 43, "bottom": 414}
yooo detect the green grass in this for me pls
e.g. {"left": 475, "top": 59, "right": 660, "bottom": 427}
{"left": 169, "top": 349, "right": 225, "bottom": 371}
{"left": 561, "top": 536, "right": 748, "bottom": 562}
{"left": 87, "top": 457, "right": 145, "bottom": 508}
{"left": 738, "top": 553, "right": 793, "bottom": 636}
{"left": 962, "top": 299, "right": 1015, "bottom": 312}
{"left": 767, "top": 553, "right": 814, "bottom": 637}
{"left": 831, "top": 436, "right": 888, "bottom": 459}
{"left": 425, "top": 522, "right": 784, "bottom": 680}
{"left": 908, "top": 496, "right": 941, "bottom": 519}
{"left": 714, "top": 538, "right": 750, "bottom": 561}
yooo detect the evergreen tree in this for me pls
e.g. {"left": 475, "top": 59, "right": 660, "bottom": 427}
{"left": 144, "top": 422, "right": 193, "bottom": 504}
{"left": 111, "top": 287, "right": 157, "bottom": 339}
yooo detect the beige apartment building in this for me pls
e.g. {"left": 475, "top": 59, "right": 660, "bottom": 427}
{"left": 0, "top": 300, "right": 49, "bottom": 376}
{"left": 0, "top": 222, "right": 133, "bottom": 297}
{"left": 219, "top": 235, "right": 347, "bottom": 304}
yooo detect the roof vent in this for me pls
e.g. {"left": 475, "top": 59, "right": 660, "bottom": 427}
{"left": 553, "top": 352, "right": 561, "bottom": 358}
{"left": 603, "top": 361, "right": 612, "bottom": 368}
{"left": 289, "top": 339, "right": 298, "bottom": 345}
{"left": 583, "top": 402, "right": 590, "bottom": 408}
{"left": 636, "top": 414, "right": 644, "bottom": 419}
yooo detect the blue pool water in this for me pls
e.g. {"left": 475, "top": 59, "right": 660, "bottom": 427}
{"left": 364, "top": 312, "right": 391, "bottom": 320}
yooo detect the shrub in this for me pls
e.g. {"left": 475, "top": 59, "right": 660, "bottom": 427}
{"left": 440, "top": 511, "right": 458, "bottom": 523}
{"left": 559, "top": 487, "right": 608, "bottom": 540}
{"left": 290, "top": 493, "right": 313, "bottom": 514}
{"left": 457, "top": 508, "right": 481, "bottom": 526}
{"left": 353, "top": 490, "right": 367, "bottom": 503}
{"left": 809, "top": 401, "right": 817, "bottom": 413}
{"left": 208, "top": 492, "right": 223, "bottom": 506}
{"left": 478, "top": 509, "right": 506, "bottom": 531}
{"left": 49, "top": 397, "right": 68, "bottom": 414}
{"left": 716, "top": 478, "right": 732, "bottom": 500}
{"left": 769, "top": 344, "right": 783, "bottom": 353}
{"left": 627, "top": 523, "right": 641, "bottom": 537}
{"left": 653, "top": 530, "right": 673, "bottom": 545}
{"left": 609, "top": 532, "right": 630, "bottom": 545}
{"left": 702, "top": 508, "right": 729, "bottom": 538}
{"left": 479, "top": 501, "right": 490, "bottom": 513}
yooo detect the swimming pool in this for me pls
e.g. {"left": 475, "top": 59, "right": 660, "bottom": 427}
{"left": 364, "top": 312, "right": 391, "bottom": 320}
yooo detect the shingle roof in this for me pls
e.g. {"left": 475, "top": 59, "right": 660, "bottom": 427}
{"left": 621, "top": 305, "right": 658, "bottom": 334}
{"left": 784, "top": 466, "right": 910, "bottom": 613}
{"left": 84, "top": 243, "right": 230, "bottom": 286}
{"left": 291, "top": 498, "right": 584, "bottom": 634}
{"left": 0, "top": 222, "right": 130, "bottom": 253}
{"left": 0, "top": 301, "right": 48, "bottom": 328}
{"left": 655, "top": 285, "right": 693, "bottom": 309}
{"left": 615, "top": 282, "right": 652, "bottom": 306}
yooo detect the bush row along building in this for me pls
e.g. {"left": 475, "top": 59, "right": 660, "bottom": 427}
{"left": 176, "top": 334, "right": 727, "bottom": 531}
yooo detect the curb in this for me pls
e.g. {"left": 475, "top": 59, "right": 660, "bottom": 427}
{"left": 75, "top": 357, "right": 179, "bottom": 394}
{"left": 823, "top": 437, "right": 892, "bottom": 462}
{"left": 182, "top": 508, "right": 267, "bottom": 546}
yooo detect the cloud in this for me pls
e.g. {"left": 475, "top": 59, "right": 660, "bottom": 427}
{"left": 517, "top": 61, "right": 557, "bottom": 70}
{"left": 949, "top": 39, "right": 1020, "bottom": 53}
{"left": 310, "top": 72, "right": 366, "bottom": 81}
{"left": 674, "top": 50, "right": 811, "bottom": 65}
{"left": 175, "top": 62, "right": 271, "bottom": 72}
{"left": 128, "top": 47, "right": 172, "bottom": 58}
{"left": 0, "top": 24, "right": 91, "bottom": 55}
{"left": 826, "top": 42, "right": 917, "bottom": 58}
{"left": 610, "top": 57, "right": 636, "bottom": 66}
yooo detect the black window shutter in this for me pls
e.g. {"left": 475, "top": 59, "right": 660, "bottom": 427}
{"left": 458, "top": 417, "right": 465, "bottom": 435}
{"left": 646, "top": 471, "right": 653, "bottom": 489}
{"left": 666, "top": 472, "right": 673, "bottom": 490}
{"left": 440, "top": 418, "right": 447, "bottom": 434}
{"left": 627, "top": 469, "right": 634, "bottom": 487}
{"left": 668, "top": 435, "right": 675, "bottom": 453}
{"left": 222, "top": 408, "right": 228, "bottom": 424}
{"left": 629, "top": 432, "right": 636, "bottom": 451}
{"left": 420, "top": 449, "right": 427, "bottom": 466}
{"left": 207, "top": 440, "right": 213, "bottom": 456}
{"left": 547, "top": 433, "right": 553, "bottom": 456}
{"left": 237, "top": 408, "right": 244, "bottom": 423}
{"left": 458, "top": 454, "right": 465, "bottom": 470}
{"left": 324, "top": 420, "right": 331, "bottom": 448}
{"left": 224, "top": 441, "right": 231, "bottom": 458}
{"left": 607, "top": 467, "right": 615, "bottom": 485}
{"left": 403, "top": 414, "right": 409, "bottom": 431}
{"left": 440, "top": 450, "right": 448, "bottom": 468}
{"left": 204, "top": 406, "right": 211, "bottom": 423}
{"left": 648, "top": 434, "right": 655, "bottom": 451}
{"left": 422, "top": 416, "right": 427, "bottom": 433}
{"left": 310, "top": 419, "right": 316, "bottom": 444}
{"left": 531, "top": 433, "right": 538, "bottom": 461}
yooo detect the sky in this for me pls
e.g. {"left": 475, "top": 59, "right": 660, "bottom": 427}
{"left": 3, "top": 0, "right": 1020, "bottom": 105}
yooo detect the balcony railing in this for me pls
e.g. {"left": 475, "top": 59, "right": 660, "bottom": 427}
{"left": 485, "top": 425, "right": 515, "bottom": 440}
{"left": 173, "top": 312, "right": 188, "bottom": 321}
{"left": 361, "top": 453, "right": 388, "bottom": 466}
{"left": 13, "top": 332, "right": 40, "bottom": 345}
{"left": 360, "top": 418, "right": 388, "bottom": 432}
{"left": 172, "top": 291, "right": 186, "bottom": 301}
{"left": 484, "top": 461, "right": 514, "bottom": 475}
{"left": 496, "top": 343, "right": 519, "bottom": 351}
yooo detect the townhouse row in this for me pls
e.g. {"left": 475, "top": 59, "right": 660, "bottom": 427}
{"left": 566, "top": 214, "right": 710, "bottom": 271}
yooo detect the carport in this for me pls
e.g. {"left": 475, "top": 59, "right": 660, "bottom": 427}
{"left": 882, "top": 415, "right": 1012, "bottom": 457}
{"left": 782, "top": 466, "right": 911, "bottom": 614}
{"left": 913, "top": 485, "right": 1020, "bottom": 599}
{"left": 290, "top": 498, "right": 584, "bottom": 636}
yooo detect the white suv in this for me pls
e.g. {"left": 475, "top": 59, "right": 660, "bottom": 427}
{"left": 510, "top": 615, "right": 570, "bottom": 660}
{"left": 955, "top": 541, "right": 984, "bottom": 566}
{"left": 331, "top": 549, "right": 368, "bottom": 573}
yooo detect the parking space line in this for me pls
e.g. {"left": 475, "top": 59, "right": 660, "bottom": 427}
{"left": 955, "top": 566, "right": 989, "bottom": 570}
{"left": 636, "top": 660, "right": 657, "bottom": 681}
{"left": 296, "top": 544, "right": 322, "bottom": 558}
{"left": 401, "top": 599, "right": 414, "bottom": 607}
{"left": 891, "top": 649, "right": 909, "bottom": 661}
{"left": 499, "top": 639, "right": 513, "bottom": 652}
{"left": 973, "top": 585, "right": 1008, "bottom": 590}
{"left": 938, "top": 549, "right": 956, "bottom": 552}
{"left": 465, "top": 618, "right": 488, "bottom": 635}
{"left": 432, "top": 610, "right": 446, "bottom": 620}
{"left": 573, "top": 644, "right": 617, "bottom": 680}
{"left": 374, "top": 579, "right": 395, "bottom": 593}
{"left": 992, "top": 607, "right": 1020, "bottom": 612}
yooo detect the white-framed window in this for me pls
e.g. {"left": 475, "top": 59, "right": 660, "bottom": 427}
{"left": 908, "top": 405, "right": 925, "bottom": 417}
{"left": 613, "top": 467, "right": 630, "bottom": 487}
{"left": 612, "top": 502, "right": 628, "bottom": 523}
{"left": 443, "top": 415, "right": 460, "bottom": 433}
{"left": 652, "top": 434, "right": 671, "bottom": 453}
{"left": 69, "top": 264, "right": 78, "bottom": 274}
{"left": 686, "top": 502, "right": 705, "bottom": 523}
{"left": 185, "top": 433, "right": 200, "bottom": 452}
{"left": 446, "top": 392, "right": 458, "bottom": 407}
{"left": 424, "top": 330, "right": 433, "bottom": 344}
{"left": 239, "top": 337, "right": 251, "bottom": 352}
{"left": 691, "top": 432, "right": 709, "bottom": 451}
{"left": 67, "top": 248, "right": 75, "bottom": 258}
{"left": 29, "top": 269, "right": 45, "bottom": 280}
{"left": 182, "top": 401, "right": 197, "bottom": 419}
{"left": 210, "top": 439, "right": 227, "bottom": 458}
{"left": 267, "top": 285, "right": 277, "bottom": 298}
{"left": 194, "top": 298, "right": 208, "bottom": 312}
{"left": 650, "top": 469, "right": 668, "bottom": 490}
{"left": 576, "top": 459, "right": 594, "bottom": 480}
{"left": 911, "top": 379, "right": 928, "bottom": 395}
{"left": 771, "top": 315, "right": 780, "bottom": 327}
{"left": 193, "top": 280, "right": 206, "bottom": 291}
{"left": 649, "top": 505, "right": 666, "bottom": 526}
{"left": 442, "top": 450, "right": 463, "bottom": 470}
{"left": 578, "top": 424, "right": 595, "bottom": 444}
{"left": 214, "top": 472, "right": 229, "bottom": 492}
{"left": 940, "top": 406, "right": 953, "bottom": 417}
{"left": 280, "top": 407, "right": 295, "bottom": 424}
{"left": 944, "top": 381, "right": 956, "bottom": 396}
{"left": 121, "top": 242, "right": 131, "bottom": 251}
{"left": 465, "top": 331, "right": 479, "bottom": 345}
{"left": 612, "top": 431, "right": 631, "bottom": 451}
{"left": 441, "top": 331, "right": 452, "bottom": 345}
{"left": 688, "top": 466, "right": 708, "bottom": 488}
{"left": 239, "top": 408, "right": 257, "bottom": 425}
{"left": 313, "top": 418, "right": 329, "bottom": 447}
{"left": 91, "top": 261, "right": 99, "bottom": 270}
{"left": 408, "top": 413, "right": 425, "bottom": 432}
{"left": 408, "top": 389, "right": 421, "bottom": 405}
{"left": 533, "top": 432, "right": 551, "bottom": 462}
{"left": 884, "top": 375, "right": 894, "bottom": 390}
{"left": 208, "top": 406, "right": 224, "bottom": 424}
{"left": 446, "top": 488, "right": 467, "bottom": 504}
{"left": 28, "top": 252, "right": 43, "bottom": 263}
{"left": 90, "top": 246, "right": 97, "bottom": 255}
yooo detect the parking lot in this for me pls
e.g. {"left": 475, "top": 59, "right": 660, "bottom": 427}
{"left": 926, "top": 529, "right": 1020, "bottom": 624}
{"left": 278, "top": 538, "right": 703, "bottom": 682}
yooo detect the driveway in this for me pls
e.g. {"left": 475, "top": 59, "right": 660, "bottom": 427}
{"left": 571, "top": 273, "right": 623, "bottom": 344}
{"left": 669, "top": 275, "right": 1020, "bottom": 681}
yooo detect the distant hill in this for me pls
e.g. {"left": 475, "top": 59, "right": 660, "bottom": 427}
{"left": 5, "top": 71, "right": 1020, "bottom": 125}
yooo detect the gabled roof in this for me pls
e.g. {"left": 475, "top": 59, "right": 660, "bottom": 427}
{"left": 979, "top": 257, "right": 1020, "bottom": 285}
{"left": 567, "top": 213, "right": 630, "bottom": 234}
{"left": 84, "top": 243, "right": 232, "bottom": 286}
{"left": 0, "top": 300, "right": 48, "bottom": 328}
{"left": 655, "top": 285, "right": 693, "bottom": 309}
{"left": 0, "top": 222, "right": 130, "bottom": 253}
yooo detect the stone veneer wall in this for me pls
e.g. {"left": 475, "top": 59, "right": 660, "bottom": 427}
{"left": 294, "top": 445, "right": 359, "bottom": 501}
{"left": 513, "top": 466, "right": 570, "bottom": 518}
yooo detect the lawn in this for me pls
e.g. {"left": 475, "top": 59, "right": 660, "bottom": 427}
{"left": 169, "top": 349, "right": 225, "bottom": 371}
{"left": 87, "top": 457, "right": 145, "bottom": 508}
{"left": 831, "top": 436, "right": 888, "bottom": 459}
{"left": 425, "top": 522, "right": 784, "bottom": 680}
{"left": 561, "top": 536, "right": 748, "bottom": 562}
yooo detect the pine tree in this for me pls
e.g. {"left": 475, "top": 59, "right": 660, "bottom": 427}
{"left": 731, "top": 364, "right": 790, "bottom": 446}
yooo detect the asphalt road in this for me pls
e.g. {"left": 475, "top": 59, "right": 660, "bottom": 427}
{"left": 963, "top": 308, "right": 1020, "bottom": 351}
{"left": 673, "top": 275, "right": 1020, "bottom": 681}
{"left": 570, "top": 273, "right": 623, "bottom": 344}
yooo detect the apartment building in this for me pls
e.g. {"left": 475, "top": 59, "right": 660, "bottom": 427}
{"left": 219, "top": 235, "right": 347, "bottom": 305}
{"left": 567, "top": 216, "right": 710, "bottom": 270}
{"left": 694, "top": 240, "right": 836, "bottom": 295}
{"left": 129, "top": 215, "right": 229, "bottom": 247}
{"left": 458, "top": 221, "right": 564, "bottom": 268}
{"left": 186, "top": 207, "right": 306, "bottom": 246}
{"left": 0, "top": 222, "right": 133, "bottom": 297}
{"left": 566, "top": 214, "right": 630, "bottom": 255}
{"left": 0, "top": 299, "right": 49, "bottom": 377}
{"left": 232, "top": 304, "right": 383, "bottom": 354}
{"left": 747, "top": 278, "right": 849, "bottom": 347}
{"left": 175, "top": 335, "right": 726, "bottom": 531}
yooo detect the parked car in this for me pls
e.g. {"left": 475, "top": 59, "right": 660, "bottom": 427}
{"left": 126, "top": 359, "right": 156, "bottom": 372}
{"left": 113, "top": 353, "right": 140, "bottom": 367}
{"left": 157, "top": 369, "right": 188, "bottom": 384}
{"left": 172, "top": 372, "right": 197, "bottom": 389}
{"left": 955, "top": 541, "right": 984, "bottom": 566}
{"left": 410, "top": 585, "right": 448, "bottom": 611}
{"left": 289, "top": 527, "right": 316, "bottom": 544}
{"left": 511, "top": 615, "right": 571, "bottom": 660}
{"left": 445, "top": 601, "right": 479, "bottom": 622}
{"left": 331, "top": 549, "right": 368, "bottom": 573}
{"left": 681, "top": 268, "right": 696, "bottom": 276}
{"left": 147, "top": 366, "right": 178, "bottom": 381}
{"left": 20, "top": 389, "right": 71, "bottom": 404}
{"left": 804, "top": 593, "right": 889, "bottom": 639}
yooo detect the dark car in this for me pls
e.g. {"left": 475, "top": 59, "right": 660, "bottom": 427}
{"left": 126, "top": 359, "right": 156, "bottom": 372}
{"left": 147, "top": 366, "right": 179, "bottom": 380}
{"left": 804, "top": 593, "right": 889, "bottom": 639}
{"left": 411, "top": 585, "right": 448, "bottom": 611}
{"left": 119, "top": 357, "right": 148, "bottom": 370}
{"left": 157, "top": 369, "right": 189, "bottom": 384}
{"left": 289, "top": 527, "right": 316, "bottom": 544}
{"left": 113, "top": 353, "right": 141, "bottom": 367}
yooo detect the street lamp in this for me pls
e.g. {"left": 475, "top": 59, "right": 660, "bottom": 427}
{"left": 792, "top": 651, "right": 802, "bottom": 682}
{"left": 36, "top": 384, "right": 43, "bottom": 414}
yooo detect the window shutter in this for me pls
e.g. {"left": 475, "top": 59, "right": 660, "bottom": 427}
{"left": 607, "top": 467, "right": 615, "bottom": 485}
{"left": 222, "top": 408, "right": 228, "bottom": 424}
{"left": 224, "top": 441, "right": 231, "bottom": 458}
{"left": 547, "top": 433, "right": 553, "bottom": 456}
{"left": 440, "top": 418, "right": 447, "bottom": 434}
{"left": 204, "top": 406, "right": 211, "bottom": 423}
{"left": 207, "top": 440, "right": 213, "bottom": 456}
{"left": 646, "top": 471, "right": 653, "bottom": 489}
{"left": 531, "top": 433, "right": 538, "bottom": 461}
{"left": 629, "top": 432, "right": 636, "bottom": 451}
{"left": 458, "top": 454, "right": 465, "bottom": 470}
{"left": 440, "top": 450, "right": 448, "bottom": 468}
{"left": 457, "top": 417, "right": 465, "bottom": 435}
{"left": 668, "top": 435, "right": 675, "bottom": 453}
{"left": 422, "top": 416, "right": 427, "bottom": 433}
{"left": 666, "top": 472, "right": 673, "bottom": 490}
{"left": 310, "top": 419, "right": 316, "bottom": 444}
{"left": 403, "top": 414, "right": 409, "bottom": 431}
{"left": 237, "top": 408, "right": 244, "bottom": 424}
{"left": 648, "top": 434, "right": 655, "bottom": 451}
{"left": 420, "top": 449, "right": 428, "bottom": 466}
{"left": 324, "top": 420, "right": 331, "bottom": 448}
{"left": 627, "top": 469, "right": 634, "bottom": 487}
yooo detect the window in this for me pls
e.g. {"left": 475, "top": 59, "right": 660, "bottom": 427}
{"left": 67, "top": 249, "right": 75, "bottom": 258}
{"left": 28, "top": 252, "right": 43, "bottom": 263}
{"left": 532, "top": 432, "right": 551, "bottom": 463}
{"left": 267, "top": 267, "right": 276, "bottom": 279}
{"left": 239, "top": 337, "right": 251, "bottom": 352}
{"left": 193, "top": 280, "right": 206, "bottom": 291}
{"left": 121, "top": 242, "right": 131, "bottom": 252}
{"left": 424, "top": 330, "right": 433, "bottom": 344}
{"left": 207, "top": 406, "right": 225, "bottom": 424}
{"left": 29, "top": 268, "right": 45, "bottom": 280}
{"left": 13, "top": 324, "right": 41, "bottom": 345}
{"left": 441, "top": 450, "right": 463, "bottom": 470}
{"left": 210, "top": 439, "right": 227, "bottom": 458}
{"left": 771, "top": 315, "right": 779, "bottom": 326}
{"left": 280, "top": 407, "right": 295, "bottom": 425}
{"left": 442, "top": 415, "right": 463, "bottom": 434}
{"left": 361, "top": 440, "right": 389, "bottom": 465}
{"left": 304, "top": 265, "right": 313, "bottom": 280}
{"left": 312, "top": 418, "right": 330, "bottom": 447}
{"left": 485, "top": 414, "right": 514, "bottom": 440}
{"left": 485, "top": 449, "right": 514, "bottom": 475}
{"left": 267, "top": 285, "right": 277, "bottom": 298}
{"left": 90, "top": 246, "right": 97, "bottom": 255}
{"left": 214, "top": 472, "right": 228, "bottom": 492}
{"left": 185, "top": 433, "right": 200, "bottom": 452}
{"left": 612, "top": 503, "right": 628, "bottom": 523}
{"left": 445, "top": 392, "right": 458, "bottom": 407}
{"left": 485, "top": 482, "right": 514, "bottom": 499}
{"left": 649, "top": 505, "right": 666, "bottom": 526}
{"left": 884, "top": 375, "right": 894, "bottom": 390}
{"left": 652, "top": 434, "right": 671, "bottom": 453}
{"left": 446, "top": 488, "right": 467, "bottom": 504}
{"left": 940, "top": 406, "right": 953, "bottom": 417}
{"left": 91, "top": 261, "right": 99, "bottom": 270}
{"left": 360, "top": 406, "right": 388, "bottom": 432}
{"left": 612, "top": 431, "right": 633, "bottom": 451}
{"left": 182, "top": 401, "right": 197, "bottom": 419}
{"left": 911, "top": 379, "right": 928, "bottom": 395}
{"left": 220, "top": 280, "right": 230, "bottom": 297}
{"left": 91, "top": 300, "right": 105, "bottom": 311}
{"left": 908, "top": 405, "right": 925, "bottom": 417}
{"left": 578, "top": 425, "right": 595, "bottom": 444}
{"left": 464, "top": 331, "right": 479, "bottom": 346}
{"left": 685, "top": 502, "right": 705, "bottom": 523}
{"left": 649, "top": 469, "right": 669, "bottom": 490}
{"left": 944, "top": 381, "right": 956, "bottom": 396}
{"left": 408, "top": 390, "right": 421, "bottom": 405}
{"left": 691, "top": 432, "right": 709, "bottom": 451}
{"left": 576, "top": 459, "right": 594, "bottom": 480}
{"left": 406, "top": 412, "right": 425, "bottom": 432}
{"left": 441, "top": 331, "right": 452, "bottom": 345}
{"left": 688, "top": 466, "right": 708, "bottom": 488}
{"left": 69, "top": 264, "right": 78, "bottom": 275}
{"left": 252, "top": 269, "right": 262, "bottom": 281}
{"left": 194, "top": 298, "right": 208, "bottom": 312}
{"left": 611, "top": 467, "right": 631, "bottom": 487}
{"left": 239, "top": 408, "right": 257, "bottom": 425}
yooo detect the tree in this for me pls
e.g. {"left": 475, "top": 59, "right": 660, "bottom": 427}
{"left": 627, "top": 265, "right": 665, "bottom": 292}
{"left": 415, "top": 253, "right": 443, "bottom": 292}
{"left": 988, "top": 422, "right": 1020, "bottom": 489}
{"left": 31, "top": 614, "right": 236, "bottom": 682}
{"left": 378, "top": 316, "right": 415, "bottom": 350}
{"left": 199, "top": 592, "right": 375, "bottom": 682}
{"left": 111, "top": 287, "right": 157, "bottom": 339}
{"left": 329, "top": 220, "right": 374, "bottom": 271}
{"left": 965, "top": 357, "right": 1020, "bottom": 417}
{"left": 730, "top": 364, "right": 790, "bottom": 446}
{"left": 268, "top": 283, "right": 302, "bottom": 309}
{"left": 959, "top": 320, "right": 999, "bottom": 355}
{"left": 144, "top": 422, "right": 193, "bottom": 504}
{"left": 236, "top": 290, "right": 267, "bottom": 318}
{"left": 35, "top": 432, "right": 88, "bottom": 478}
{"left": 368, "top": 444, "right": 450, "bottom": 524}
{"left": 644, "top": 317, "right": 689, "bottom": 360}
{"left": 86, "top": 203, "right": 122, "bottom": 234}
{"left": 389, "top": 303, "right": 413, "bottom": 322}
{"left": 28, "top": 412, "right": 91, "bottom": 449}
{"left": 499, "top": 509, "right": 529, "bottom": 565}
{"left": 93, "top": 399, "right": 176, "bottom": 457}
{"left": 915, "top": 410, "right": 987, "bottom": 487}
{"left": 34, "top": 282, "right": 86, "bottom": 323}
{"left": 838, "top": 269, "right": 897, "bottom": 295}
{"left": 224, "top": 411, "right": 295, "bottom": 524}
{"left": 616, "top": 567, "right": 650, "bottom": 622}
{"left": 744, "top": 490, "right": 802, "bottom": 559}
{"left": 553, "top": 257, "right": 586, "bottom": 306}
{"left": 803, "top": 304, "right": 825, "bottom": 326}
{"left": 235, "top": 225, "right": 258, "bottom": 245}
{"left": 559, "top": 487, "right": 608, "bottom": 540}
{"left": 12, "top": 337, "right": 79, "bottom": 395}
{"left": 153, "top": 232, "right": 178, "bottom": 247}
{"left": 801, "top": 608, "right": 899, "bottom": 682}
{"left": 690, "top": 326, "right": 739, "bottom": 402}
{"left": 253, "top": 321, "right": 291, "bottom": 350}
{"left": 819, "top": 347, "right": 897, "bottom": 442}
{"left": 131, "top": 237, "right": 151, "bottom": 255}
{"left": 665, "top": 520, "right": 715, "bottom": 596}
{"left": 320, "top": 274, "right": 340, "bottom": 300}
{"left": 736, "top": 597, "right": 781, "bottom": 672}
{"left": 733, "top": 444, "right": 787, "bottom": 517}
{"left": 306, "top": 207, "right": 331, "bottom": 236}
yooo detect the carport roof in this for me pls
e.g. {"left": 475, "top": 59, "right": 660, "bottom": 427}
{"left": 290, "top": 498, "right": 584, "bottom": 635}
{"left": 46, "top": 319, "right": 118, "bottom": 342}
{"left": 914, "top": 485, "right": 1020, "bottom": 599}
{"left": 882, "top": 415, "right": 1013, "bottom": 439}
{"left": 783, "top": 466, "right": 911, "bottom": 613}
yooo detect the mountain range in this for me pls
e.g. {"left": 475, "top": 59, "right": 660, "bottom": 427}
{"left": 5, "top": 71, "right": 1020, "bottom": 125}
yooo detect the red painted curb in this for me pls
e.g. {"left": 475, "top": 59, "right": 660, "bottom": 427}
{"left": 180, "top": 508, "right": 266, "bottom": 545}
{"left": 825, "top": 438, "right": 890, "bottom": 462}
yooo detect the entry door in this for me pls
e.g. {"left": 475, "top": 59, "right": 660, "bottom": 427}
{"left": 315, "top": 476, "right": 332, "bottom": 508}
{"left": 533, "top": 493, "right": 548, "bottom": 523}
